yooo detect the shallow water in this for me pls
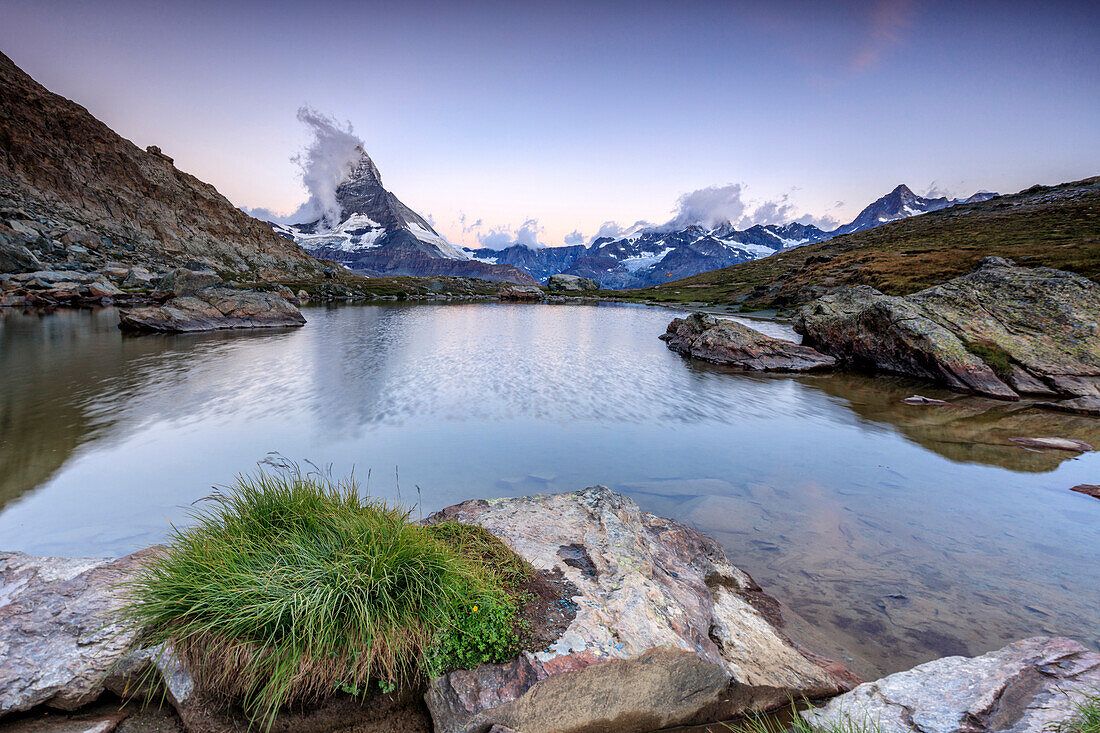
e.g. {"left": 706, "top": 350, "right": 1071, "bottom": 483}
{"left": 1, "top": 302, "right": 1097, "bottom": 678}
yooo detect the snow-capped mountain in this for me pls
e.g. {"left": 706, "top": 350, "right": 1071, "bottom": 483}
{"left": 461, "top": 244, "right": 588, "bottom": 283}
{"left": 832, "top": 184, "right": 997, "bottom": 236}
{"left": 468, "top": 184, "right": 998, "bottom": 289}
{"left": 271, "top": 148, "right": 536, "bottom": 284}
{"left": 557, "top": 221, "right": 831, "bottom": 289}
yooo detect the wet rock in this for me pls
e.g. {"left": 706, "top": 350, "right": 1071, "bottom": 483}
{"left": 1071, "top": 484, "right": 1100, "bottom": 500}
{"left": 117, "top": 287, "right": 306, "bottom": 332}
{"left": 661, "top": 312, "right": 836, "bottom": 372}
{"left": 1009, "top": 436, "right": 1093, "bottom": 452}
{"left": 796, "top": 258, "right": 1100, "bottom": 400}
{"left": 497, "top": 285, "right": 543, "bottom": 301}
{"left": 547, "top": 274, "right": 599, "bottom": 292}
{"left": 901, "top": 395, "right": 952, "bottom": 406}
{"left": 153, "top": 268, "right": 222, "bottom": 297}
{"left": 802, "top": 636, "right": 1100, "bottom": 733}
{"left": 1034, "top": 396, "right": 1100, "bottom": 417}
{"left": 424, "top": 486, "right": 848, "bottom": 733}
{"left": 0, "top": 552, "right": 153, "bottom": 716}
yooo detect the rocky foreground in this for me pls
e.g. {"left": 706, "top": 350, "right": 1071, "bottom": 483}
{"left": 796, "top": 258, "right": 1100, "bottom": 400}
{"left": 1, "top": 487, "right": 1097, "bottom": 733}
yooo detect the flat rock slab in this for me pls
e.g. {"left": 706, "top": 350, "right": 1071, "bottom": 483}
{"left": 0, "top": 552, "right": 151, "bottom": 716}
{"left": 661, "top": 312, "right": 835, "bottom": 372}
{"left": 1009, "top": 436, "right": 1093, "bottom": 452}
{"left": 424, "top": 486, "right": 846, "bottom": 733}
{"left": 902, "top": 395, "right": 953, "bottom": 406}
{"left": 117, "top": 287, "right": 305, "bottom": 332}
{"left": 1070, "top": 484, "right": 1100, "bottom": 500}
{"left": 802, "top": 636, "right": 1100, "bottom": 733}
{"left": 796, "top": 258, "right": 1100, "bottom": 400}
{"left": 497, "top": 286, "right": 543, "bottom": 301}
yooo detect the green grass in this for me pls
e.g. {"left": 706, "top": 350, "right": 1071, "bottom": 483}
{"left": 1049, "top": 692, "right": 1100, "bottom": 733}
{"left": 122, "top": 467, "right": 524, "bottom": 728}
{"left": 722, "top": 701, "right": 883, "bottom": 733}
{"left": 965, "top": 340, "right": 1014, "bottom": 381}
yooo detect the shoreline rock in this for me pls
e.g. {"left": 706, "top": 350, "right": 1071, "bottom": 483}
{"left": 802, "top": 636, "right": 1100, "bottom": 733}
{"left": 1008, "top": 436, "right": 1093, "bottom": 452}
{"left": 497, "top": 285, "right": 544, "bottom": 301}
{"left": 795, "top": 258, "right": 1100, "bottom": 400}
{"left": 117, "top": 286, "right": 306, "bottom": 332}
{"left": 661, "top": 312, "right": 836, "bottom": 372}
{"left": 547, "top": 274, "right": 599, "bottom": 292}
{"left": 423, "top": 486, "right": 850, "bottom": 733}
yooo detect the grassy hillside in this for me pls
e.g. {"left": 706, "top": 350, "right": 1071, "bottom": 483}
{"left": 613, "top": 176, "right": 1100, "bottom": 310}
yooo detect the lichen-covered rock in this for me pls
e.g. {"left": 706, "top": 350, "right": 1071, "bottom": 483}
{"left": 796, "top": 258, "right": 1100, "bottom": 399}
{"left": 661, "top": 312, "right": 836, "bottom": 372}
{"left": 802, "top": 636, "right": 1100, "bottom": 733}
{"left": 424, "top": 487, "right": 849, "bottom": 733}
{"left": 0, "top": 552, "right": 152, "bottom": 716}
{"left": 547, "top": 274, "right": 599, "bottom": 292}
{"left": 153, "top": 268, "right": 222, "bottom": 296}
{"left": 117, "top": 287, "right": 305, "bottom": 332}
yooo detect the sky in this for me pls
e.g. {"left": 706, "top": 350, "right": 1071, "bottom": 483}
{"left": 1, "top": 0, "right": 1098, "bottom": 248}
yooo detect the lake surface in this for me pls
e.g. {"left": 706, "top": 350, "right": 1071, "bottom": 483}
{"left": 1, "top": 302, "right": 1097, "bottom": 678}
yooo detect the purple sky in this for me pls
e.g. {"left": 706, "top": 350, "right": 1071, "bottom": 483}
{"left": 2, "top": 0, "right": 1098, "bottom": 247}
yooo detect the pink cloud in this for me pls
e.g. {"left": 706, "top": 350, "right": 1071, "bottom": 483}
{"left": 850, "top": 0, "right": 916, "bottom": 72}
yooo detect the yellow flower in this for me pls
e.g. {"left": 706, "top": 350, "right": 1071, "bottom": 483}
{"left": 472, "top": 605, "right": 479, "bottom": 613}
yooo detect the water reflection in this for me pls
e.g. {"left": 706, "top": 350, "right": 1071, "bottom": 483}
{"left": 0, "top": 302, "right": 1096, "bottom": 678}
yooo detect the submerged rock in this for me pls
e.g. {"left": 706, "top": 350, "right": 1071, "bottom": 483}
{"left": 901, "top": 395, "right": 952, "bottom": 406}
{"left": 796, "top": 258, "right": 1100, "bottom": 400}
{"left": 661, "top": 312, "right": 836, "bottom": 372}
{"left": 1008, "top": 436, "right": 1093, "bottom": 452}
{"left": 424, "top": 486, "right": 849, "bottom": 733}
{"left": 1071, "top": 484, "right": 1100, "bottom": 500}
{"left": 547, "top": 274, "right": 599, "bottom": 292}
{"left": 0, "top": 551, "right": 152, "bottom": 716}
{"left": 117, "top": 287, "right": 305, "bottom": 332}
{"left": 802, "top": 636, "right": 1100, "bottom": 733}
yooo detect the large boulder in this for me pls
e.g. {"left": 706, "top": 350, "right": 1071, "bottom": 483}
{"left": 803, "top": 636, "right": 1100, "bottom": 733}
{"left": 424, "top": 486, "right": 849, "bottom": 733}
{"left": 547, "top": 274, "right": 599, "bottom": 292}
{"left": 796, "top": 258, "right": 1100, "bottom": 399}
{"left": 661, "top": 312, "right": 836, "bottom": 372}
{"left": 117, "top": 287, "right": 306, "bottom": 332}
{"left": 0, "top": 240, "right": 42, "bottom": 273}
{"left": 0, "top": 551, "right": 152, "bottom": 715}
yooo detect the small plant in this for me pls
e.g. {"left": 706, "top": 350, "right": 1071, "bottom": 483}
{"left": 965, "top": 339, "right": 1015, "bottom": 381}
{"left": 1048, "top": 691, "right": 1100, "bottom": 733}
{"left": 122, "top": 466, "right": 527, "bottom": 730}
{"left": 723, "top": 701, "right": 884, "bottom": 733}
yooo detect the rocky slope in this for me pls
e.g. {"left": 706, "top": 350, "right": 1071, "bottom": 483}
{"left": 0, "top": 52, "right": 323, "bottom": 279}
{"left": 272, "top": 151, "right": 536, "bottom": 285}
{"left": 795, "top": 258, "right": 1100, "bottom": 399}
{"left": 616, "top": 177, "right": 1098, "bottom": 307}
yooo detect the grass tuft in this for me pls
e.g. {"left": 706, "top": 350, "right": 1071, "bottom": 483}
{"left": 965, "top": 339, "right": 1015, "bottom": 381}
{"left": 722, "top": 701, "right": 883, "bottom": 733}
{"left": 122, "top": 466, "right": 524, "bottom": 729}
{"left": 1049, "top": 692, "right": 1100, "bottom": 733}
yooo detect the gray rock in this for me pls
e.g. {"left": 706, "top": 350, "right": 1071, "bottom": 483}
{"left": 0, "top": 551, "right": 153, "bottom": 715}
{"left": 424, "top": 487, "right": 849, "bottom": 733}
{"left": 661, "top": 312, "right": 836, "bottom": 372}
{"left": 86, "top": 281, "right": 123, "bottom": 298}
{"left": 547, "top": 274, "right": 599, "bottom": 292}
{"left": 118, "top": 287, "right": 306, "bottom": 332}
{"left": 153, "top": 268, "right": 222, "bottom": 296}
{"left": 802, "top": 636, "right": 1100, "bottom": 733}
{"left": 901, "top": 395, "right": 952, "bottom": 406}
{"left": 796, "top": 258, "right": 1100, "bottom": 400}
{"left": 497, "top": 285, "right": 544, "bottom": 301}
{"left": 0, "top": 241, "right": 42, "bottom": 273}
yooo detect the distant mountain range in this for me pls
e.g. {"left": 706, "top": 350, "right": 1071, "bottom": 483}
{"left": 270, "top": 148, "right": 997, "bottom": 289}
